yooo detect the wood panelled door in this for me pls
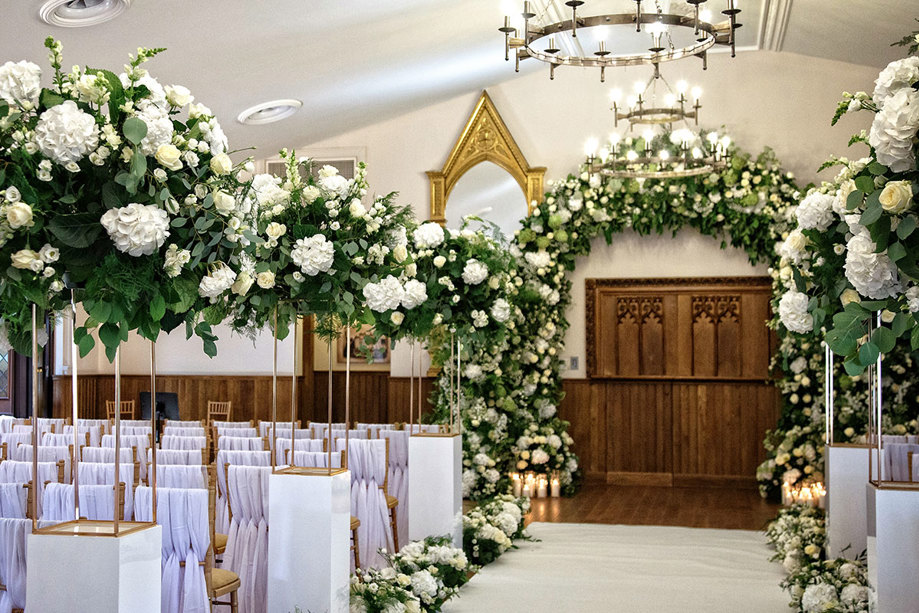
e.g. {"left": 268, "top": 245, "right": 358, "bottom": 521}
{"left": 579, "top": 277, "right": 778, "bottom": 487}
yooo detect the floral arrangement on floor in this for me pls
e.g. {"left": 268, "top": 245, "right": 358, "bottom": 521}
{"left": 350, "top": 495, "right": 529, "bottom": 612}
{"left": 765, "top": 504, "right": 873, "bottom": 612}
{"left": 0, "top": 38, "right": 249, "bottom": 359}
{"left": 462, "top": 493, "right": 530, "bottom": 565}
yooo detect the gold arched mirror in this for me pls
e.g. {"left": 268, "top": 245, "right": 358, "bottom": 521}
{"left": 427, "top": 91, "right": 545, "bottom": 236}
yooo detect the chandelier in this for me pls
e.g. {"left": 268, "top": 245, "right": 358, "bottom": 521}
{"left": 584, "top": 71, "right": 731, "bottom": 179}
{"left": 499, "top": 0, "right": 741, "bottom": 81}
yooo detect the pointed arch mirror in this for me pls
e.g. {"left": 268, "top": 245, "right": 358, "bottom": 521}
{"left": 427, "top": 91, "right": 545, "bottom": 236}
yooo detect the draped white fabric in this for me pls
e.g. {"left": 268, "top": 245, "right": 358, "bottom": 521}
{"left": 41, "top": 482, "right": 120, "bottom": 521}
{"left": 274, "top": 437, "right": 323, "bottom": 466}
{"left": 119, "top": 420, "right": 153, "bottom": 429}
{"left": 12, "top": 423, "right": 54, "bottom": 438}
{"left": 217, "top": 436, "right": 264, "bottom": 451}
{"left": 78, "top": 462, "right": 135, "bottom": 520}
{"left": 215, "top": 450, "right": 270, "bottom": 535}
{"left": 102, "top": 434, "right": 152, "bottom": 482}
{"left": 0, "top": 518, "right": 29, "bottom": 613}
{"left": 289, "top": 451, "right": 343, "bottom": 469}
{"left": 150, "top": 449, "right": 204, "bottom": 466}
{"left": 0, "top": 484, "right": 26, "bottom": 518}
{"left": 12, "top": 445, "right": 71, "bottom": 482}
{"left": 379, "top": 430, "right": 408, "bottom": 548}
{"left": 62, "top": 424, "right": 102, "bottom": 447}
{"left": 218, "top": 428, "right": 258, "bottom": 440}
{"left": 77, "top": 418, "right": 111, "bottom": 435}
{"left": 154, "top": 465, "right": 207, "bottom": 489}
{"left": 161, "top": 436, "right": 207, "bottom": 451}
{"left": 0, "top": 460, "right": 61, "bottom": 511}
{"left": 356, "top": 424, "right": 393, "bottom": 439}
{"left": 163, "top": 427, "right": 206, "bottom": 438}
{"left": 406, "top": 424, "right": 441, "bottom": 434}
{"left": 0, "top": 433, "right": 33, "bottom": 451}
{"left": 82, "top": 446, "right": 134, "bottom": 464}
{"left": 223, "top": 465, "right": 270, "bottom": 613}
{"left": 885, "top": 442, "right": 919, "bottom": 481}
{"left": 165, "top": 420, "right": 203, "bottom": 428}
{"left": 309, "top": 423, "right": 346, "bottom": 439}
{"left": 258, "top": 422, "right": 305, "bottom": 438}
{"left": 214, "top": 422, "right": 254, "bottom": 431}
{"left": 342, "top": 439, "right": 392, "bottom": 569}
{"left": 136, "top": 487, "right": 209, "bottom": 613}
{"left": 120, "top": 426, "right": 155, "bottom": 436}
{"left": 0, "top": 417, "right": 15, "bottom": 435}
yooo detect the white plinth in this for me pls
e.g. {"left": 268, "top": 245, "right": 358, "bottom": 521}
{"left": 826, "top": 445, "right": 873, "bottom": 559}
{"left": 26, "top": 522, "right": 161, "bottom": 613}
{"left": 866, "top": 484, "right": 919, "bottom": 611}
{"left": 408, "top": 434, "right": 462, "bottom": 547}
{"left": 267, "top": 470, "right": 350, "bottom": 613}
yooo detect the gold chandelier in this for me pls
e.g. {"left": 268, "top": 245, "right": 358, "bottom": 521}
{"left": 499, "top": 0, "right": 742, "bottom": 81}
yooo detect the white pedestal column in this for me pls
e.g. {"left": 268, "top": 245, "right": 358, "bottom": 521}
{"left": 866, "top": 484, "right": 919, "bottom": 611}
{"left": 826, "top": 444, "right": 873, "bottom": 559}
{"left": 26, "top": 523, "right": 161, "bottom": 613}
{"left": 267, "top": 470, "right": 351, "bottom": 613}
{"left": 408, "top": 434, "right": 462, "bottom": 547}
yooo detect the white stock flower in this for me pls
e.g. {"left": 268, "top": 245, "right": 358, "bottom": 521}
{"left": 291, "top": 234, "right": 335, "bottom": 275}
{"left": 34, "top": 100, "right": 99, "bottom": 164}
{"left": 869, "top": 87, "right": 919, "bottom": 173}
{"left": 845, "top": 230, "right": 900, "bottom": 299}
{"left": 401, "top": 279, "right": 427, "bottom": 309}
{"left": 873, "top": 56, "right": 919, "bottom": 106}
{"left": 101, "top": 203, "right": 169, "bottom": 257}
{"left": 778, "top": 290, "right": 813, "bottom": 334}
{"left": 795, "top": 191, "right": 835, "bottom": 231}
{"left": 163, "top": 244, "right": 190, "bottom": 277}
{"left": 462, "top": 259, "right": 488, "bottom": 285}
{"left": 198, "top": 262, "right": 237, "bottom": 299}
{"left": 363, "top": 275, "right": 404, "bottom": 312}
{"left": 0, "top": 60, "right": 41, "bottom": 107}
{"left": 413, "top": 222, "right": 445, "bottom": 249}
{"left": 490, "top": 298, "right": 510, "bottom": 322}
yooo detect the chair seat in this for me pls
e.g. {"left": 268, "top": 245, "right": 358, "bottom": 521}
{"left": 386, "top": 495, "right": 398, "bottom": 509}
{"left": 350, "top": 516, "right": 360, "bottom": 530}
{"left": 214, "top": 532, "right": 228, "bottom": 553}
{"left": 209, "top": 568, "right": 241, "bottom": 598}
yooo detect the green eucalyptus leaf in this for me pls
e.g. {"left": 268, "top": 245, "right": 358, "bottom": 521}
{"left": 897, "top": 216, "right": 917, "bottom": 240}
{"left": 122, "top": 117, "right": 148, "bottom": 145}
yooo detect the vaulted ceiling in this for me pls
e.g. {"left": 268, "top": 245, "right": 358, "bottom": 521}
{"left": 2, "top": 1, "right": 915, "bottom": 158}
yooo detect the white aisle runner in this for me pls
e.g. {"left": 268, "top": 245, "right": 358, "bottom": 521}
{"left": 444, "top": 523, "right": 787, "bottom": 613}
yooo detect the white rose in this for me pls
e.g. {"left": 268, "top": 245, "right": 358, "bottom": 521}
{"left": 265, "top": 222, "right": 286, "bottom": 240}
{"left": 199, "top": 262, "right": 237, "bottom": 299}
{"left": 100, "top": 203, "right": 169, "bottom": 257}
{"left": 33, "top": 100, "right": 99, "bottom": 164}
{"left": 348, "top": 199, "right": 366, "bottom": 219}
{"left": 256, "top": 270, "right": 276, "bottom": 289}
{"left": 164, "top": 84, "right": 194, "bottom": 107}
{"left": 0, "top": 60, "right": 41, "bottom": 107}
{"left": 433, "top": 255, "right": 446, "bottom": 268}
{"left": 5, "top": 202, "right": 32, "bottom": 229}
{"left": 391, "top": 311, "right": 405, "bottom": 325}
{"left": 10, "top": 249, "right": 40, "bottom": 270}
{"left": 393, "top": 244, "right": 408, "bottom": 263}
{"left": 231, "top": 271, "right": 254, "bottom": 296}
{"left": 490, "top": 298, "right": 511, "bottom": 323}
{"left": 840, "top": 288, "right": 861, "bottom": 306}
{"left": 213, "top": 190, "right": 236, "bottom": 215}
{"left": 38, "top": 244, "right": 59, "bottom": 263}
{"left": 209, "top": 152, "right": 232, "bottom": 176}
{"left": 155, "top": 144, "right": 183, "bottom": 171}
{"left": 879, "top": 180, "right": 913, "bottom": 215}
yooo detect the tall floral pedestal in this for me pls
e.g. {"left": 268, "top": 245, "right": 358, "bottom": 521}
{"left": 267, "top": 469, "right": 351, "bottom": 613}
{"left": 26, "top": 522, "right": 161, "bottom": 612}
{"left": 826, "top": 444, "right": 873, "bottom": 559}
{"left": 408, "top": 434, "right": 462, "bottom": 547}
{"left": 866, "top": 483, "right": 919, "bottom": 611}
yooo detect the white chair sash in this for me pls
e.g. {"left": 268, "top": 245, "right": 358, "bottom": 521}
{"left": 217, "top": 428, "right": 258, "bottom": 440}
{"left": 12, "top": 423, "right": 54, "bottom": 438}
{"left": 0, "top": 484, "right": 26, "bottom": 519}
{"left": 149, "top": 449, "right": 204, "bottom": 466}
{"left": 224, "top": 465, "right": 270, "bottom": 613}
{"left": 102, "top": 433, "right": 151, "bottom": 482}
{"left": 214, "top": 450, "right": 270, "bottom": 535}
{"left": 309, "top": 422, "right": 346, "bottom": 439}
{"left": 0, "top": 433, "right": 33, "bottom": 450}
{"left": 290, "top": 451, "right": 343, "bottom": 469}
{"left": 165, "top": 420, "right": 203, "bottom": 428}
{"left": 0, "top": 417, "right": 15, "bottom": 435}
{"left": 77, "top": 418, "right": 111, "bottom": 435}
{"left": 0, "top": 518, "right": 29, "bottom": 612}
{"left": 119, "top": 426, "right": 154, "bottom": 436}
{"left": 154, "top": 465, "right": 207, "bottom": 489}
{"left": 0, "top": 460, "right": 60, "bottom": 484}
{"left": 62, "top": 424, "right": 102, "bottom": 447}
{"left": 41, "top": 482, "right": 119, "bottom": 521}
{"left": 343, "top": 439, "right": 392, "bottom": 568}
{"left": 885, "top": 442, "right": 919, "bottom": 482}
{"left": 118, "top": 420, "right": 152, "bottom": 429}
{"left": 380, "top": 430, "right": 409, "bottom": 548}
{"left": 78, "top": 462, "right": 135, "bottom": 520}
{"left": 217, "top": 436, "right": 263, "bottom": 452}
{"left": 406, "top": 424, "right": 441, "bottom": 434}
{"left": 163, "top": 426, "right": 206, "bottom": 438}
{"left": 214, "top": 422, "right": 253, "bottom": 431}
{"left": 12, "top": 445, "right": 71, "bottom": 482}
{"left": 274, "top": 437, "right": 323, "bottom": 466}
{"left": 82, "top": 446, "right": 134, "bottom": 464}
{"left": 161, "top": 436, "right": 207, "bottom": 451}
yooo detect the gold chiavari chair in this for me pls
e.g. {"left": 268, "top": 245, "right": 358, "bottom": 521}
{"left": 207, "top": 483, "right": 240, "bottom": 612}
{"left": 381, "top": 438, "right": 400, "bottom": 552}
{"left": 106, "top": 400, "right": 135, "bottom": 421}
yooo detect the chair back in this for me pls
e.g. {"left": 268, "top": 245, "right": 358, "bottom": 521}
{"left": 217, "top": 435, "right": 266, "bottom": 452}
{"left": 12, "top": 445, "right": 72, "bottom": 482}
{"left": 42, "top": 482, "right": 125, "bottom": 521}
{"left": 207, "top": 401, "right": 232, "bottom": 424}
{"left": 288, "top": 450, "right": 345, "bottom": 469}
{"left": 149, "top": 448, "right": 206, "bottom": 466}
{"left": 0, "top": 483, "right": 26, "bottom": 518}
{"left": 62, "top": 424, "right": 100, "bottom": 447}
{"left": 76, "top": 418, "right": 110, "bottom": 435}
{"left": 164, "top": 419, "right": 203, "bottom": 428}
{"left": 81, "top": 446, "right": 134, "bottom": 465}
{"left": 150, "top": 464, "right": 207, "bottom": 489}
{"left": 162, "top": 426, "right": 206, "bottom": 438}
{"left": 0, "top": 517, "right": 31, "bottom": 611}
{"left": 258, "top": 421, "right": 302, "bottom": 437}
{"left": 106, "top": 400, "right": 136, "bottom": 420}
{"left": 161, "top": 435, "right": 207, "bottom": 451}
{"left": 77, "top": 463, "right": 135, "bottom": 520}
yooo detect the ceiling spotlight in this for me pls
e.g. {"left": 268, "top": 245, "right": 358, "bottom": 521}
{"left": 236, "top": 99, "right": 303, "bottom": 126}
{"left": 39, "top": 0, "right": 132, "bottom": 27}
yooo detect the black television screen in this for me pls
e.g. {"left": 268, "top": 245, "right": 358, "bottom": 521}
{"left": 139, "top": 391, "right": 180, "bottom": 421}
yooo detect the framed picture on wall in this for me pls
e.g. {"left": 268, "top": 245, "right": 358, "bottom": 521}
{"left": 336, "top": 325, "right": 390, "bottom": 370}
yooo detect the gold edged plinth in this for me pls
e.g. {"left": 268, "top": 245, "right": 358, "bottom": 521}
{"left": 272, "top": 466, "right": 349, "bottom": 477}
{"left": 868, "top": 479, "right": 919, "bottom": 491}
{"left": 410, "top": 431, "right": 461, "bottom": 438}
{"left": 34, "top": 519, "right": 156, "bottom": 538}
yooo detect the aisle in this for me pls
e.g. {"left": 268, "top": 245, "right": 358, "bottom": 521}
{"left": 444, "top": 522, "right": 787, "bottom": 613}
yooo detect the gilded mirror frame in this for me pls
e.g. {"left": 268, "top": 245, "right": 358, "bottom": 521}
{"left": 427, "top": 91, "right": 545, "bottom": 225}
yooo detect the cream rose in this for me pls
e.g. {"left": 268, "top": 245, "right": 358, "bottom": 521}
{"left": 393, "top": 244, "right": 407, "bottom": 263}
{"left": 209, "top": 152, "right": 232, "bottom": 176}
{"left": 433, "top": 255, "right": 446, "bottom": 268}
{"left": 231, "top": 271, "right": 254, "bottom": 296}
{"left": 390, "top": 311, "right": 405, "bottom": 325}
{"left": 6, "top": 202, "right": 33, "bottom": 229}
{"left": 256, "top": 271, "right": 276, "bottom": 289}
{"left": 164, "top": 84, "right": 194, "bottom": 107}
{"left": 11, "top": 249, "right": 40, "bottom": 270}
{"left": 265, "top": 222, "right": 286, "bottom": 240}
{"left": 155, "top": 144, "right": 183, "bottom": 171}
{"left": 213, "top": 190, "right": 236, "bottom": 215}
{"left": 840, "top": 288, "right": 861, "bottom": 306}
{"left": 879, "top": 180, "right": 913, "bottom": 215}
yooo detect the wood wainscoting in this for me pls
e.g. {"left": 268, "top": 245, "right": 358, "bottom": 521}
{"left": 51, "top": 373, "right": 436, "bottom": 426}
{"left": 571, "top": 277, "right": 779, "bottom": 487}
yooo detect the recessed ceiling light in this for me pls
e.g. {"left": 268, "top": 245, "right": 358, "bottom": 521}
{"left": 39, "top": 0, "right": 132, "bottom": 27}
{"left": 237, "top": 99, "right": 303, "bottom": 126}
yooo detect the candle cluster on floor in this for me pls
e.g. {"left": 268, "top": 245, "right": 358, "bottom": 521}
{"left": 510, "top": 472, "right": 560, "bottom": 498}
{"left": 781, "top": 481, "right": 826, "bottom": 509}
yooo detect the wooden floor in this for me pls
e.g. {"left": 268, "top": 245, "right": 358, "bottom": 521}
{"left": 523, "top": 482, "right": 780, "bottom": 531}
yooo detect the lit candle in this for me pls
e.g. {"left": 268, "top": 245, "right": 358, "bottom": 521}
{"left": 522, "top": 482, "right": 532, "bottom": 498}
{"left": 550, "top": 477, "right": 561, "bottom": 497}
{"left": 537, "top": 476, "right": 548, "bottom": 498}
{"left": 512, "top": 473, "right": 522, "bottom": 497}
{"left": 781, "top": 482, "right": 792, "bottom": 506}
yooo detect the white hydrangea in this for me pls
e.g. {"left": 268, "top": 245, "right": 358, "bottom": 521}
{"left": 100, "top": 203, "right": 169, "bottom": 257}
{"left": 198, "top": 262, "right": 237, "bottom": 299}
{"left": 317, "top": 165, "right": 351, "bottom": 198}
{"left": 33, "top": 100, "right": 100, "bottom": 164}
{"left": 869, "top": 87, "right": 919, "bottom": 173}
{"left": 291, "top": 234, "right": 335, "bottom": 276}
{"left": 401, "top": 278, "right": 427, "bottom": 309}
{"left": 410, "top": 571, "right": 438, "bottom": 602}
{"left": 250, "top": 174, "right": 291, "bottom": 214}
{"left": 0, "top": 60, "right": 41, "bottom": 107}
{"left": 120, "top": 72, "right": 167, "bottom": 106}
{"left": 800, "top": 583, "right": 839, "bottom": 613}
{"left": 413, "top": 222, "right": 445, "bottom": 249}
{"left": 531, "top": 448, "right": 549, "bottom": 464}
{"left": 524, "top": 250, "right": 552, "bottom": 269}
{"left": 844, "top": 230, "right": 900, "bottom": 299}
{"left": 778, "top": 290, "right": 814, "bottom": 334}
{"left": 362, "top": 275, "right": 404, "bottom": 312}
{"left": 490, "top": 298, "right": 511, "bottom": 322}
{"left": 135, "top": 101, "right": 174, "bottom": 157}
{"left": 493, "top": 512, "right": 519, "bottom": 536}
{"left": 464, "top": 363, "right": 484, "bottom": 381}
{"left": 462, "top": 259, "right": 488, "bottom": 285}
{"left": 873, "top": 56, "right": 919, "bottom": 106}
{"left": 795, "top": 191, "right": 836, "bottom": 231}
